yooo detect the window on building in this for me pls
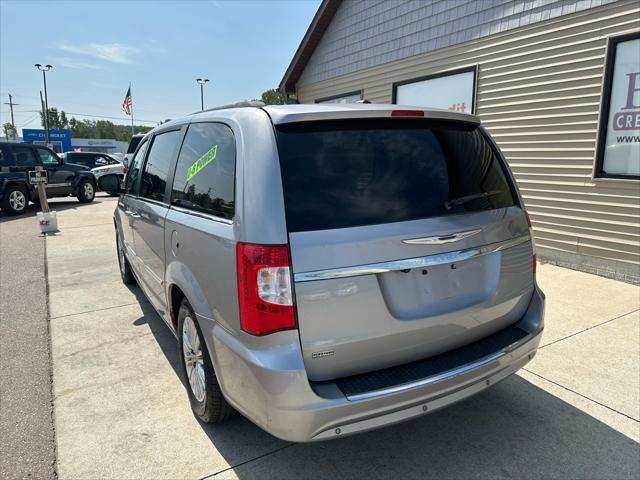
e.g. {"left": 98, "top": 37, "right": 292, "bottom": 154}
{"left": 315, "top": 91, "right": 362, "bottom": 104}
{"left": 171, "top": 122, "right": 236, "bottom": 220}
{"left": 393, "top": 66, "right": 477, "bottom": 114}
{"left": 140, "top": 130, "right": 182, "bottom": 202}
{"left": 125, "top": 141, "right": 148, "bottom": 195}
{"left": 595, "top": 31, "right": 640, "bottom": 179}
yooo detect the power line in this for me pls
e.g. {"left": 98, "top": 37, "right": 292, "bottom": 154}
{"left": 0, "top": 90, "right": 184, "bottom": 118}
{"left": 64, "top": 111, "right": 159, "bottom": 123}
{"left": 2, "top": 109, "right": 160, "bottom": 124}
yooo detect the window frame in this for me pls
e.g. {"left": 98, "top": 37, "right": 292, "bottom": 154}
{"left": 391, "top": 65, "right": 478, "bottom": 114}
{"left": 169, "top": 120, "right": 237, "bottom": 222}
{"left": 12, "top": 145, "right": 41, "bottom": 167}
{"left": 34, "top": 146, "right": 61, "bottom": 165}
{"left": 314, "top": 90, "right": 363, "bottom": 104}
{"left": 124, "top": 139, "right": 149, "bottom": 197}
{"left": 138, "top": 127, "right": 186, "bottom": 205}
{"left": 594, "top": 30, "right": 640, "bottom": 180}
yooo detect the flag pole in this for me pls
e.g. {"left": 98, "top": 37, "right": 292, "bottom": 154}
{"left": 129, "top": 82, "right": 134, "bottom": 136}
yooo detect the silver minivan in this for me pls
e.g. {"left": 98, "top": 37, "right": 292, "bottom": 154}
{"left": 100, "top": 103, "right": 545, "bottom": 442}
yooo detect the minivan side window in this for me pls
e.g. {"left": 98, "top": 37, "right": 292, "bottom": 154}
{"left": 139, "top": 130, "right": 182, "bottom": 202}
{"left": 171, "top": 122, "right": 235, "bottom": 220}
{"left": 125, "top": 141, "right": 148, "bottom": 195}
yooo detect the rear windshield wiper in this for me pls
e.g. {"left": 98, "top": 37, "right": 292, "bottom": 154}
{"left": 442, "top": 190, "right": 505, "bottom": 211}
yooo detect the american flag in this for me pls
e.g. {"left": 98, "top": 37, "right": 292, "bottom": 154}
{"left": 121, "top": 86, "right": 132, "bottom": 115}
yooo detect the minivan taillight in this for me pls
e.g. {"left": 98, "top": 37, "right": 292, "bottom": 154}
{"left": 236, "top": 243, "right": 296, "bottom": 336}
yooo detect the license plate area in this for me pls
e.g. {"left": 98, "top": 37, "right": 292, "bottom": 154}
{"left": 377, "top": 252, "right": 501, "bottom": 320}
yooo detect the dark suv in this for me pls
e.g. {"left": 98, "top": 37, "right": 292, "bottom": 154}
{"left": 0, "top": 142, "right": 96, "bottom": 215}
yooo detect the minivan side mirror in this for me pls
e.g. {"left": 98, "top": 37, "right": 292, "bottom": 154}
{"left": 98, "top": 173, "right": 124, "bottom": 194}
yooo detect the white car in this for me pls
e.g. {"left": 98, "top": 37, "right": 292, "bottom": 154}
{"left": 91, "top": 160, "right": 125, "bottom": 180}
{"left": 61, "top": 152, "right": 125, "bottom": 187}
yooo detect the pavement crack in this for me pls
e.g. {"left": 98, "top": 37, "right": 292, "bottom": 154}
{"left": 522, "top": 368, "right": 640, "bottom": 423}
{"left": 538, "top": 308, "right": 639, "bottom": 350}
{"left": 51, "top": 300, "right": 151, "bottom": 320}
{"left": 60, "top": 222, "right": 114, "bottom": 230}
{"left": 56, "top": 329, "right": 173, "bottom": 361}
{"left": 44, "top": 233, "right": 59, "bottom": 480}
{"left": 198, "top": 443, "right": 295, "bottom": 479}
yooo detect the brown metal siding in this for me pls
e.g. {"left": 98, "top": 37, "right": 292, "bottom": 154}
{"left": 296, "top": 1, "right": 640, "bottom": 275}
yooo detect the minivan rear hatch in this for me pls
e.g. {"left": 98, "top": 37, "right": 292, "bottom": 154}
{"left": 274, "top": 117, "right": 534, "bottom": 382}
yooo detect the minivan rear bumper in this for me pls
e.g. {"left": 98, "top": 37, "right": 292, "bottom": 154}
{"left": 207, "top": 285, "right": 545, "bottom": 442}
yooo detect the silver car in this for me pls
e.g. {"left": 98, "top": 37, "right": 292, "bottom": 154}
{"left": 100, "top": 103, "right": 545, "bottom": 442}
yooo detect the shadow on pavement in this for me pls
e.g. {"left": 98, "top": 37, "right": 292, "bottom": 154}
{"left": 128, "top": 286, "right": 640, "bottom": 480}
{"left": 0, "top": 194, "right": 112, "bottom": 223}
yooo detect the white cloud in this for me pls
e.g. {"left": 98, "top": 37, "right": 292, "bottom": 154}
{"left": 53, "top": 57, "right": 102, "bottom": 70}
{"left": 54, "top": 41, "right": 138, "bottom": 64}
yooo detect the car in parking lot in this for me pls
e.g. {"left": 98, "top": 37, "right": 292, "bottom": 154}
{"left": 99, "top": 102, "right": 545, "bottom": 442}
{"left": 61, "top": 152, "right": 125, "bottom": 179}
{"left": 0, "top": 142, "right": 96, "bottom": 215}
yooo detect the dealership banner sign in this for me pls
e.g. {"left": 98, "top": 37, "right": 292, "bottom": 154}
{"left": 597, "top": 33, "right": 640, "bottom": 178}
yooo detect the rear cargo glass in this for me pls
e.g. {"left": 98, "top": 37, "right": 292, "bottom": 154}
{"left": 275, "top": 119, "right": 516, "bottom": 232}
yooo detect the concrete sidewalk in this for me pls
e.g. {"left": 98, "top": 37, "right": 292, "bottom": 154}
{"left": 46, "top": 196, "right": 639, "bottom": 479}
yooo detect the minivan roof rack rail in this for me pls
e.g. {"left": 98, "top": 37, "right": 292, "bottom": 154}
{"left": 194, "top": 101, "right": 266, "bottom": 115}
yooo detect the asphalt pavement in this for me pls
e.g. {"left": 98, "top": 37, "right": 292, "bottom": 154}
{"left": 0, "top": 203, "right": 57, "bottom": 480}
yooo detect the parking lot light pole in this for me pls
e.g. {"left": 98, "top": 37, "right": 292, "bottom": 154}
{"left": 35, "top": 64, "right": 53, "bottom": 144}
{"left": 196, "top": 78, "right": 209, "bottom": 111}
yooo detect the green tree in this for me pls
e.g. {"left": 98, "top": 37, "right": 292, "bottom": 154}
{"left": 257, "top": 88, "right": 296, "bottom": 105}
{"left": 40, "top": 107, "right": 69, "bottom": 129}
{"left": 2, "top": 122, "right": 17, "bottom": 139}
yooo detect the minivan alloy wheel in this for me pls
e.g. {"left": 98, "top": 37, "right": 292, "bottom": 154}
{"left": 182, "top": 316, "right": 206, "bottom": 403}
{"left": 8, "top": 190, "right": 26, "bottom": 211}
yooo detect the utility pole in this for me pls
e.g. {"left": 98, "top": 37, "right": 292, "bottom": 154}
{"left": 129, "top": 82, "right": 135, "bottom": 136}
{"left": 196, "top": 78, "right": 209, "bottom": 111}
{"left": 35, "top": 64, "right": 53, "bottom": 144}
{"left": 39, "top": 91, "right": 48, "bottom": 141}
{"left": 3, "top": 94, "right": 18, "bottom": 140}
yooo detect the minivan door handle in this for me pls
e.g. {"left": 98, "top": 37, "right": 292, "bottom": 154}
{"left": 125, "top": 209, "right": 140, "bottom": 219}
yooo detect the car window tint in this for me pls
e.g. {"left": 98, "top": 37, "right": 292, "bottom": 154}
{"left": 125, "top": 141, "right": 148, "bottom": 195}
{"left": 275, "top": 119, "right": 516, "bottom": 232}
{"left": 171, "top": 122, "right": 235, "bottom": 220}
{"left": 35, "top": 147, "right": 59, "bottom": 165}
{"left": 70, "top": 154, "right": 92, "bottom": 167}
{"left": 13, "top": 146, "right": 39, "bottom": 166}
{"left": 139, "top": 130, "right": 181, "bottom": 202}
{"left": 127, "top": 136, "right": 142, "bottom": 154}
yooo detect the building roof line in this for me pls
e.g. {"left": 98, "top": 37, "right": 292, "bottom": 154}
{"left": 279, "top": 0, "right": 342, "bottom": 95}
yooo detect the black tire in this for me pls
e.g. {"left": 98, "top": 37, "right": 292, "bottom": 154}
{"left": 0, "top": 184, "right": 29, "bottom": 216}
{"left": 177, "top": 299, "right": 234, "bottom": 423}
{"left": 116, "top": 233, "right": 135, "bottom": 285}
{"left": 77, "top": 178, "right": 95, "bottom": 203}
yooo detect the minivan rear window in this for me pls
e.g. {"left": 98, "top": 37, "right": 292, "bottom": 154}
{"left": 275, "top": 119, "right": 516, "bottom": 232}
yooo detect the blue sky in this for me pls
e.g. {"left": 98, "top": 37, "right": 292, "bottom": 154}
{"left": 0, "top": 0, "right": 319, "bottom": 133}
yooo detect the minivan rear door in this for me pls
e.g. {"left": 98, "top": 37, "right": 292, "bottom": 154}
{"left": 274, "top": 118, "right": 534, "bottom": 381}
